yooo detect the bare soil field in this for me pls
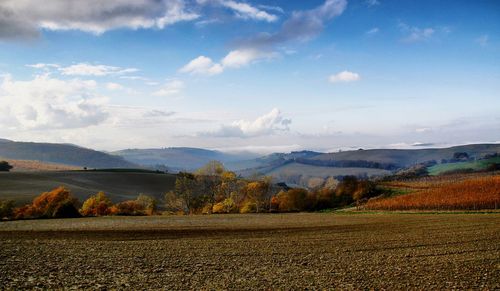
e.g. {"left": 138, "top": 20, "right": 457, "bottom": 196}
{"left": 0, "top": 213, "right": 499, "bottom": 290}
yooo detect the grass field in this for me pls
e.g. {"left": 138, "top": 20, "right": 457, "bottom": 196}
{"left": 428, "top": 157, "right": 500, "bottom": 175}
{"left": 0, "top": 213, "right": 499, "bottom": 289}
{"left": 0, "top": 171, "right": 176, "bottom": 205}
{"left": 267, "top": 162, "right": 391, "bottom": 179}
{"left": 1, "top": 158, "right": 81, "bottom": 172}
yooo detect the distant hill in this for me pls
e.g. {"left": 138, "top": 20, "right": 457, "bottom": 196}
{"left": 310, "top": 144, "right": 500, "bottom": 168}
{"left": 0, "top": 139, "right": 136, "bottom": 169}
{"left": 112, "top": 147, "right": 259, "bottom": 171}
{"left": 235, "top": 144, "right": 500, "bottom": 186}
{"left": 0, "top": 171, "right": 176, "bottom": 205}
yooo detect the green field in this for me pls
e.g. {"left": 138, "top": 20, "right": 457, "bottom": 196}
{"left": 0, "top": 213, "right": 498, "bottom": 289}
{"left": 0, "top": 171, "right": 176, "bottom": 205}
{"left": 267, "top": 162, "right": 391, "bottom": 179}
{"left": 428, "top": 157, "right": 500, "bottom": 175}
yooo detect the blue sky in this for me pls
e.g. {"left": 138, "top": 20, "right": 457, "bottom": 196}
{"left": 0, "top": 0, "right": 499, "bottom": 153}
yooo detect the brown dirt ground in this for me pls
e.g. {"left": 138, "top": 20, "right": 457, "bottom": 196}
{"left": 0, "top": 213, "right": 499, "bottom": 290}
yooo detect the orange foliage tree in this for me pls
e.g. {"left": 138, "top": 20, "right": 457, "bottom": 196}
{"left": 14, "top": 187, "right": 80, "bottom": 219}
{"left": 114, "top": 194, "right": 157, "bottom": 216}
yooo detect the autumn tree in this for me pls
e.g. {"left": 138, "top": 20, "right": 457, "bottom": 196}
{"left": 195, "top": 161, "right": 226, "bottom": 206}
{"left": 243, "top": 177, "right": 274, "bottom": 212}
{"left": 15, "top": 187, "right": 80, "bottom": 219}
{"left": 173, "top": 172, "right": 197, "bottom": 213}
{"left": 276, "top": 188, "right": 308, "bottom": 212}
{"left": 164, "top": 190, "right": 186, "bottom": 214}
{"left": 136, "top": 194, "right": 157, "bottom": 215}
{"left": 80, "top": 191, "right": 114, "bottom": 216}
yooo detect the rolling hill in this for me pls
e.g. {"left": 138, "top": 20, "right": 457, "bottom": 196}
{"left": 235, "top": 145, "right": 500, "bottom": 186}
{"left": 112, "top": 147, "right": 259, "bottom": 171}
{"left": 0, "top": 139, "right": 136, "bottom": 169}
{"left": 0, "top": 170, "right": 176, "bottom": 205}
{"left": 310, "top": 144, "right": 500, "bottom": 169}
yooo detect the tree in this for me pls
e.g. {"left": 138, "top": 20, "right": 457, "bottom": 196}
{"left": 0, "top": 161, "right": 13, "bottom": 172}
{"left": 174, "top": 172, "right": 197, "bottom": 213}
{"left": 135, "top": 194, "right": 157, "bottom": 215}
{"left": 164, "top": 191, "right": 185, "bottom": 214}
{"left": 244, "top": 177, "right": 273, "bottom": 212}
{"left": 15, "top": 187, "right": 80, "bottom": 219}
{"left": 276, "top": 188, "right": 308, "bottom": 212}
{"left": 80, "top": 191, "right": 113, "bottom": 216}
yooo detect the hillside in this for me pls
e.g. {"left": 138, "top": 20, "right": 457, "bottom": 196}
{"left": 234, "top": 144, "right": 500, "bottom": 186}
{"left": 0, "top": 171, "right": 176, "bottom": 205}
{"left": 311, "top": 144, "right": 500, "bottom": 168}
{"left": 266, "top": 162, "right": 391, "bottom": 180}
{"left": 0, "top": 139, "right": 136, "bottom": 169}
{"left": 112, "top": 147, "right": 259, "bottom": 171}
{"left": 3, "top": 159, "right": 80, "bottom": 172}
{"left": 427, "top": 156, "right": 500, "bottom": 175}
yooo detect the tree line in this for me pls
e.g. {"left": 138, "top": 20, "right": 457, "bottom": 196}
{"left": 0, "top": 161, "right": 381, "bottom": 220}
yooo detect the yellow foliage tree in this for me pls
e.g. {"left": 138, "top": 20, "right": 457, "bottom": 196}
{"left": 80, "top": 191, "right": 113, "bottom": 216}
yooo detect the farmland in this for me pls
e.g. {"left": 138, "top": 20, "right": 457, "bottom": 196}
{"left": 0, "top": 171, "right": 176, "bottom": 205}
{"left": 368, "top": 172, "right": 500, "bottom": 211}
{"left": 427, "top": 156, "right": 500, "bottom": 175}
{"left": 0, "top": 213, "right": 499, "bottom": 289}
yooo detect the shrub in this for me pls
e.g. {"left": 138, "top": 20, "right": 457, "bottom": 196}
{"left": 135, "top": 194, "right": 157, "bottom": 215}
{"left": 0, "top": 161, "right": 13, "bottom": 172}
{"left": 212, "top": 198, "right": 237, "bottom": 214}
{"left": 0, "top": 200, "right": 15, "bottom": 219}
{"left": 115, "top": 200, "right": 144, "bottom": 216}
{"left": 15, "top": 187, "right": 80, "bottom": 219}
{"left": 112, "top": 194, "right": 157, "bottom": 216}
{"left": 80, "top": 191, "right": 113, "bottom": 216}
{"left": 240, "top": 200, "right": 257, "bottom": 213}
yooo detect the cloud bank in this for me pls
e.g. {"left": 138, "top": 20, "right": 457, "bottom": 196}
{"left": 0, "top": 74, "right": 108, "bottom": 129}
{"left": 0, "top": 0, "right": 199, "bottom": 39}
{"left": 202, "top": 108, "right": 291, "bottom": 138}
{"left": 181, "top": 0, "right": 347, "bottom": 76}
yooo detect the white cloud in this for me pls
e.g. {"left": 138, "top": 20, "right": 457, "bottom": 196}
{"left": 221, "top": 49, "right": 276, "bottom": 68}
{"left": 179, "top": 56, "right": 223, "bottom": 76}
{"left": 218, "top": 0, "right": 278, "bottom": 22}
{"left": 203, "top": 108, "right": 292, "bottom": 137}
{"left": 106, "top": 82, "right": 124, "bottom": 91}
{"left": 366, "top": 27, "right": 379, "bottom": 35}
{"left": 153, "top": 79, "right": 184, "bottom": 96}
{"left": 0, "top": 74, "right": 108, "bottom": 129}
{"left": 328, "top": 71, "right": 360, "bottom": 83}
{"left": 182, "top": 0, "right": 347, "bottom": 77}
{"left": 398, "top": 22, "right": 435, "bottom": 43}
{"left": 476, "top": 34, "right": 489, "bottom": 47}
{"left": 181, "top": 49, "right": 276, "bottom": 76}
{"left": 26, "top": 63, "right": 60, "bottom": 69}
{"left": 0, "top": 0, "right": 199, "bottom": 38}
{"left": 415, "top": 127, "right": 432, "bottom": 133}
{"left": 59, "top": 63, "right": 138, "bottom": 76}
{"left": 366, "top": 0, "right": 380, "bottom": 6}
{"left": 258, "top": 5, "right": 284, "bottom": 14}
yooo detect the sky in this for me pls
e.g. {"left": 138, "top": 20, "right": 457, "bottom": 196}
{"left": 0, "top": 0, "right": 499, "bottom": 153}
